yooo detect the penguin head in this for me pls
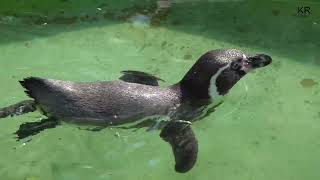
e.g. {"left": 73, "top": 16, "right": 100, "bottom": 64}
{"left": 180, "top": 49, "right": 272, "bottom": 99}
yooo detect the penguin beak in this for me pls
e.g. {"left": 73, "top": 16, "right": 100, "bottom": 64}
{"left": 248, "top": 54, "right": 272, "bottom": 69}
{"left": 241, "top": 54, "right": 272, "bottom": 73}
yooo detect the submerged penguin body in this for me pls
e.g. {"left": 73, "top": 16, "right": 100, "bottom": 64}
{"left": 20, "top": 78, "right": 183, "bottom": 126}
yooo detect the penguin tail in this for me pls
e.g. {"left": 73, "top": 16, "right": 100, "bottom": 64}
{"left": 19, "top": 77, "right": 46, "bottom": 101}
{"left": 19, "top": 77, "right": 58, "bottom": 117}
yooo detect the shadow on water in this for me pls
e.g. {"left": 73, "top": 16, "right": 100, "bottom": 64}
{"left": 0, "top": 0, "right": 157, "bottom": 43}
{"left": 0, "top": 0, "right": 319, "bottom": 65}
{"left": 165, "top": 1, "right": 320, "bottom": 63}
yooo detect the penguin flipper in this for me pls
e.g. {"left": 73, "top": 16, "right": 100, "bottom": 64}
{"left": 160, "top": 120, "right": 198, "bottom": 173}
{"left": 119, "top": 70, "right": 165, "bottom": 86}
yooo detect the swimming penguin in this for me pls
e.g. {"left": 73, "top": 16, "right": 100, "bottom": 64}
{"left": 0, "top": 49, "right": 272, "bottom": 173}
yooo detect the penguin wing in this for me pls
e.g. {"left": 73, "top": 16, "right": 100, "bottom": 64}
{"left": 160, "top": 121, "right": 198, "bottom": 173}
{"left": 119, "top": 70, "right": 165, "bottom": 86}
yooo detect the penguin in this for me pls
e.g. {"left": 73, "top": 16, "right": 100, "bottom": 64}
{"left": 0, "top": 49, "right": 272, "bottom": 173}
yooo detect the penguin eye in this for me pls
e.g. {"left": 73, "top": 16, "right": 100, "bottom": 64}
{"left": 231, "top": 61, "right": 241, "bottom": 71}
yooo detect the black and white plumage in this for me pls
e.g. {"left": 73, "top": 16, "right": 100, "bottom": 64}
{"left": 0, "top": 49, "right": 272, "bottom": 173}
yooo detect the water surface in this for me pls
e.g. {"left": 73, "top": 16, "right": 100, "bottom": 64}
{"left": 0, "top": 1, "right": 319, "bottom": 179}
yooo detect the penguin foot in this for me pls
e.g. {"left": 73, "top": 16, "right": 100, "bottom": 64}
{"left": 0, "top": 100, "right": 36, "bottom": 119}
{"left": 15, "top": 117, "right": 59, "bottom": 140}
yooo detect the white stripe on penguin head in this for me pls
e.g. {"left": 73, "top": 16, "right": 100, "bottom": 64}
{"left": 209, "top": 64, "right": 229, "bottom": 99}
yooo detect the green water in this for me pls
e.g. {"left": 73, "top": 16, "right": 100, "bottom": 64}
{"left": 0, "top": 0, "right": 319, "bottom": 179}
